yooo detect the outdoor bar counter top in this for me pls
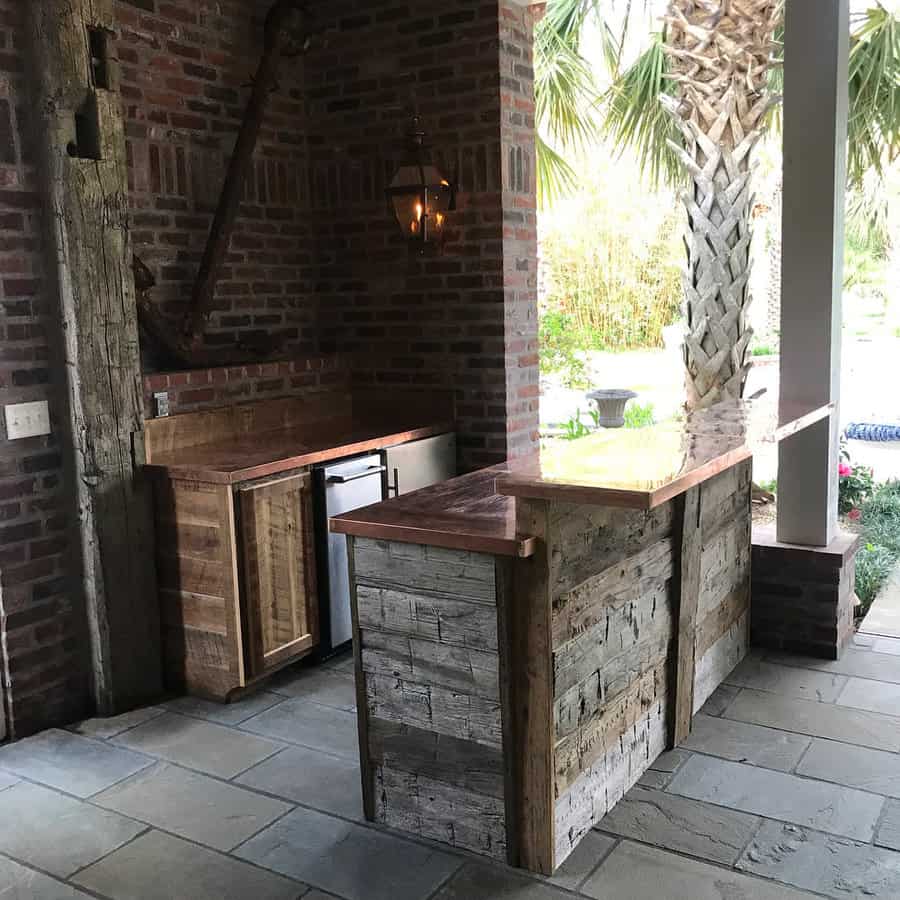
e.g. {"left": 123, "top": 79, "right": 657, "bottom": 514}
{"left": 331, "top": 398, "right": 832, "bottom": 875}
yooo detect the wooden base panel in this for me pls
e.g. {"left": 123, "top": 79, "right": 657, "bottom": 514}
{"left": 349, "top": 461, "right": 752, "bottom": 876}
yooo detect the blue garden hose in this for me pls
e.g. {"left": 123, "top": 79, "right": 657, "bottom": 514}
{"left": 844, "top": 423, "right": 900, "bottom": 442}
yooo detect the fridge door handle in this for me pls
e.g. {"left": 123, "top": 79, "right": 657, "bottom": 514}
{"left": 388, "top": 466, "right": 400, "bottom": 497}
{"left": 326, "top": 465, "right": 387, "bottom": 485}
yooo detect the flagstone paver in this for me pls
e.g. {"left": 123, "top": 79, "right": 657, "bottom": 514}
{"left": 681, "top": 713, "right": 811, "bottom": 771}
{"left": 667, "top": 755, "right": 884, "bottom": 841}
{"left": 4, "top": 645, "right": 900, "bottom": 900}
{"left": 738, "top": 820, "right": 900, "bottom": 899}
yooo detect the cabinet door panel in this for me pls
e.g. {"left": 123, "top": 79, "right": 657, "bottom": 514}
{"left": 238, "top": 472, "right": 318, "bottom": 675}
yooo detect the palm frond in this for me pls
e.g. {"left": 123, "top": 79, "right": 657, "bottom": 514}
{"left": 540, "top": 0, "right": 602, "bottom": 44}
{"left": 536, "top": 134, "right": 580, "bottom": 209}
{"left": 846, "top": 171, "right": 891, "bottom": 253}
{"left": 848, "top": 3, "right": 900, "bottom": 187}
{"left": 601, "top": 34, "right": 684, "bottom": 189}
{"left": 534, "top": 19, "right": 601, "bottom": 151}
{"left": 534, "top": 0, "right": 605, "bottom": 207}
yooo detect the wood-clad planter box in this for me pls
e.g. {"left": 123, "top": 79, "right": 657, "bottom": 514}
{"left": 348, "top": 459, "right": 752, "bottom": 874}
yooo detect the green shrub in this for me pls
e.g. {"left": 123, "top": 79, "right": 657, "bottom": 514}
{"left": 539, "top": 169, "right": 682, "bottom": 352}
{"left": 756, "top": 478, "right": 778, "bottom": 496}
{"left": 539, "top": 311, "right": 591, "bottom": 389}
{"left": 856, "top": 543, "right": 896, "bottom": 615}
{"left": 561, "top": 410, "right": 591, "bottom": 441}
{"left": 624, "top": 402, "right": 655, "bottom": 429}
{"left": 854, "top": 480, "right": 900, "bottom": 616}
{"left": 861, "top": 480, "right": 900, "bottom": 555}
{"left": 839, "top": 462, "right": 875, "bottom": 515}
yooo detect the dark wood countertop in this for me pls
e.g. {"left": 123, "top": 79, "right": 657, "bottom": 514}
{"left": 496, "top": 399, "right": 833, "bottom": 510}
{"left": 330, "top": 465, "right": 538, "bottom": 558}
{"left": 145, "top": 420, "right": 454, "bottom": 484}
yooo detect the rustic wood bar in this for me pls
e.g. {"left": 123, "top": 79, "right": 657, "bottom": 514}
{"left": 143, "top": 391, "right": 455, "bottom": 700}
{"left": 331, "top": 399, "right": 832, "bottom": 875}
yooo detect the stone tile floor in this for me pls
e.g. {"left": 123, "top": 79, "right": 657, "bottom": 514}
{"left": 4, "top": 638, "right": 900, "bottom": 898}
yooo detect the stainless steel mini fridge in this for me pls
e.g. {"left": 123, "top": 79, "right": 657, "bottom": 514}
{"left": 314, "top": 453, "right": 385, "bottom": 655}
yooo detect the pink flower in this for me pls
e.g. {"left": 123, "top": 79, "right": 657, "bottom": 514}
{"left": 848, "top": 508, "right": 862, "bottom": 521}
{"left": 839, "top": 463, "right": 852, "bottom": 478}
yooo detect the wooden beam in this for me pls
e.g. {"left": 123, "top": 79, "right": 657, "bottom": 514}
{"left": 28, "top": 0, "right": 161, "bottom": 713}
{"left": 505, "top": 499, "right": 554, "bottom": 874}
{"left": 671, "top": 485, "right": 702, "bottom": 746}
{"left": 186, "top": 0, "right": 309, "bottom": 345}
{"left": 348, "top": 536, "right": 376, "bottom": 821}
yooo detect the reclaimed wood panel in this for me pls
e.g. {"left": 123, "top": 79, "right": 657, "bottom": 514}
{"left": 368, "top": 718, "right": 505, "bottom": 798}
{"left": 153, "top": 478, "right": 244, "bottom": 699}
{"left": 554, "top": 603, "right": 673, "bottom": 741}
{"left": 548, "top": 502, "right": 675, "bottom": 597}
{"left": 159, "top": 590, "right": 227, "bottom": 634}
{"left": 699, "top": 514, "right": 751, "bottom": 617}
{"left": 360, "top": 629, "right": 500, "bottom": 700}
{"left": 692, "top": 461, "right": 751, "bottom": 715}
{"left": 365, "top": 673, "right": 503, "bottom": 748}
{"left": 349, "top": 461, "right": 751, "bottom": 877}
{"left": 553, "top": 677, "right": 667, "bottom": 866}
{"left": 548, "top": 460, "right": 751, "bottom": 870}
{"left": 554, "top": 659, "right": 669, "bottom": 796}
{"left": 238, "top": 472, "right": 318, "bottom": 676}
{"left": 551, "top": 538, "right": 674, "bottom": 646}
{"left": 554, "top": 575, "right": 674, "bottom": 698}
{"left": 357, "top": 585, "right": 498, "bottom": 651}
{"left": 157, "top": 554, "right": 228, "bottom": 599}
{"left": 354, "top": 537, "right": 496, "bottom": 603}
{"left": 375, "top": 765, "right": 507, "bottom": 859}
{"left": 694, "top": 611, "right": 749, "bottom": 714}
{"left": 352, "top": 539, "right": 508, "bottom": 859}
{"left": 673, "top": 485, "right": 702, "bottom": 745}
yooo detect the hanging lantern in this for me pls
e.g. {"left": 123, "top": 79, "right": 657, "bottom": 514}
{"left": 387, "top": 116, "right": 455, "bottom": 248}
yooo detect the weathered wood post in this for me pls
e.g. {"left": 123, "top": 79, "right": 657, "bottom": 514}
{"left": 27, "top": 0, "right": 161, "bottom": 713}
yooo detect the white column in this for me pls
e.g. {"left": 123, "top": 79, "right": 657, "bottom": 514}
{"left": 777, "top": 0, "right": 849, "bottom": 547}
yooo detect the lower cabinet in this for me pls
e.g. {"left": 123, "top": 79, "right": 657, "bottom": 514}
{"left": 238, "top": 472, "right": 318, "bottom": 678}
{"left": 154, "top": 469, "right": 319, "bottom": 700}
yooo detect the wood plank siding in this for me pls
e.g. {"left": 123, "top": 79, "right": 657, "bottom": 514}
{"left": 349, "top": 459, "right": 752, "bottom": 874}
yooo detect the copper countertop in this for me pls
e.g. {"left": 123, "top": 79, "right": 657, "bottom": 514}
{"left": 330, "top": 465, "right": 538, "bottom": 558}
{"left": 329, "top": 399, "right": 831, "bottom": 556}
{"left": 496, "top": 399, "right": 833, "bottom": 509}
{"left": 145, "top": 420, "right": 454, "bottom": 484}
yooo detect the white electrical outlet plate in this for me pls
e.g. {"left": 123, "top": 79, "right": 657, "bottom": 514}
{"left": 4, "top": 401, "right": 51, "bottom": 440}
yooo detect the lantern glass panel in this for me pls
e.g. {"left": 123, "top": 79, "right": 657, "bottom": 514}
{"left": 389, "top": 163, "right": 452, "bottom": 243}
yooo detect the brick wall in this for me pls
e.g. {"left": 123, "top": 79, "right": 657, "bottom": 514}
{"left": 306, "top": 0, "right": 539, "bottom": 468}
{"left": 142, "top": 355, "right": 350, "bottom": 417}
{"left": 499, "top": 2, "right": 540, "bottom": 459}
{"left": 0, "top": 0, "right": 91, "bottom": 739}
{"left": 116, "top": 0, "right": 317, "bottom": 358}
{"left": 123, "top": 0, "right": 539, "bottom": 466}
{"left": 751, "top": 527, "right": 861, "bottom": 660}
{"left": 0, "top": 0, "right": 539, "bottom": 738}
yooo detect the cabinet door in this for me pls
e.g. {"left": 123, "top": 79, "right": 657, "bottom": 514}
{"left": 238, "top": 472, "right": 318, "bottom": 676}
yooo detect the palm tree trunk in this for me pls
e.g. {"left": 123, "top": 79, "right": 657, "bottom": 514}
{"left": 664, "top": 0, "right": 780, "bottom": 408}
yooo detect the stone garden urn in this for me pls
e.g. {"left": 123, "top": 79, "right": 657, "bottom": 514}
{"left": 586, "top": 389, "right": 637, "bottom": 428}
